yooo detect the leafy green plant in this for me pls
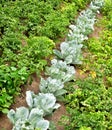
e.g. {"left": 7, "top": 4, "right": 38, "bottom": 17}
{"left": 67, "top": 0, "right": 104, "bottom": 43}
{"left": 0, "top": 88, "right": 13, "bottom": 113}
{"left": 27, "top": 36, "right": 55, "bottom": 59}
{"left": 26, "top": 91, "right": 60, "bottom": 116}
{"left": 39, "top": 77, "right": 67, "bottom": 99}
{"left": 7, "top": 107, "right": 49, "bottom": 130}
{"left": 72, "top": 0, "right": 91, "bottom": 10}
{"left": 68, "top": 10, "right": 95, "bottom": 41}
{"left": 86, "top": 29, "right": 112, "bottom": 82}
{"left": 61, "top": 78, "right": 112, "bottom": 130}
{"left": 16, "top": 36, "right": 55, "bottom": 74}
{"left": 102, "top": 0, "right": 112, "bottom": 15}
{"left": 90, "top": 0, "right": 104, "bottom": 11}
{"left": 0, "top": 65, "right": 29, "bottom": 113}
{"left": 0, "top": 65, "right": 28, "bottom": 93}
{"left": 54, "top": 41, "right": 83, "bottom": 64}
{"left": 1, "top": 33, "right": 22, "bottom": 51}
{"left": 40, "top": 11, "right": 69, "bottom": 40}
{"left": 46, "top": 59, "right": 76, "bottom": 83}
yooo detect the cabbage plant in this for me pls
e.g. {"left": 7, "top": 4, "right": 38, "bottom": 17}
{"left": 7, "top": 107, "right": 49, "bottom": 130}
{"left": 54, "top": 41, "right": 83, "bottom": 64}
{"left": 68, "top": 9, "right": 96, "bottom": 40}
{"left": 39, "top": 77, "right": 67, "bottom": 98}
{"left": 68, "top": 24, "right": 88, "bottom": 42}
{"left": 90, "top": 0, "right": 104, "bottom": 11}
{"left": 26, "top": 91, "right": 60, "bottom": 116}
{"left": 46, "top": 59, "right": 75, "bottom": 83}
{"left": 68, "top": 0, "right": 104, "bottom": 42}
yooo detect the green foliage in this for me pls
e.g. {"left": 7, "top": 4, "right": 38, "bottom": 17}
{"left": 0, "top": 0, "right": 89, "bottom": 40}
{"left": 0, "top": 36, "right": 55, "bottom": 112}
{"left": 17, "top": 36, "right": 55, "bottom": 73}
{"left": 27, "top": 36, "right": 55, "bottom": 59}
{"left": 102, "top": 0, "right": 112, "bottom": 15}
{"left": 0, "top": 65, "right": 29, "bottom": 113}
{"left": 40, "top": 12, "right": 69, "bottom": 39}
{"left": 61, "top": 78, "right": 112, "bottom": 130}
{"left": 86, "top": 29, "right": 112, "bottom": 80}
{"left": 68, "top": 0, "right": 90, "bottom": 10}
{"left": 0, "top": 0, "right": 90, "bottom": 113}
{"left": 0, "top": 88, "right": 13, "bottom": 113}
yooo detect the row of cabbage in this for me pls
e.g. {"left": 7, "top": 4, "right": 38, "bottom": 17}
{"left": 7, "top": 0, "right": 104, "bottom": 130}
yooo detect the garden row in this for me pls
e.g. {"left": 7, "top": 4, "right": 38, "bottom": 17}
{"left": 7, "top": 1, "right": 104, "bottom": 130}
{"left": 61, "top": 0, "right": 112, "bottom": 129}
{"left": 0, "top": 0, "right": 90, "bottom": 113}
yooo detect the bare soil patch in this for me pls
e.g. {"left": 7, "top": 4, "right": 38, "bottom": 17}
{"left": 89, "top": 13, "right": 103, "bottom": 38}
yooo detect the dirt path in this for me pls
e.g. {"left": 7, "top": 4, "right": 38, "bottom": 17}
{"left": 89, "top": 14, "right": 103, "bottom": 38}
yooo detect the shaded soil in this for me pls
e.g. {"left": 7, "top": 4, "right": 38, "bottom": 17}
{"left": 89, "top": 13, "right": 103, "bottom": 38}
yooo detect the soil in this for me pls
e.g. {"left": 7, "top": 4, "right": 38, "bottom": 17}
{"left": 89, "top": 13, "right": 103, "bottom": 38}
{"left": 0, "top": 13, "right": 103, "bottom": 130}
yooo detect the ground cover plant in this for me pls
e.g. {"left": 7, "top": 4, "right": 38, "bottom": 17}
{"left": 6, "top": 0, "right": 107, "bottom": 130}
{"left": 0, "top": 0, "right": 91, "bottom": 114}
{"left": 0, "top": 0, "right": 90, "bottom": 40}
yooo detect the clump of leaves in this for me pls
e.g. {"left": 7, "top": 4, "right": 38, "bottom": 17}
{"left": 26, "top": 91, "right": 60, "bottom": 116}
{"left": 27, "top": 36, "right": 55, "bottom": 59}
{"left": 54, "top": 40, "right": 83, "bottom": 64}
{"left": 90, "top": 0, "right": 104, "bottom": 11}
{"left": 7, "top": 107, "right": 49, "bottom": 130}
{"left": 39, "top": 77, "right": 67, "bottom": 100}
{"left": 0, "top": 65, "right": 28, "bottom": 113}
{"left": 46, "top": 59, "right": 76, "bottom": 83}
{"left": 61, "top": 78, "right": 112, "bottom": 130}
{"left": 17, "top": 36, "right": 55, "bottom": 74}
{"left": 0, "top": 88, "right": 13, "bottom": 114}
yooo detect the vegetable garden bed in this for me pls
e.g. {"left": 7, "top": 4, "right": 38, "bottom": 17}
{"left": 0, "top": 0, "right": 112, "bottom": 130}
